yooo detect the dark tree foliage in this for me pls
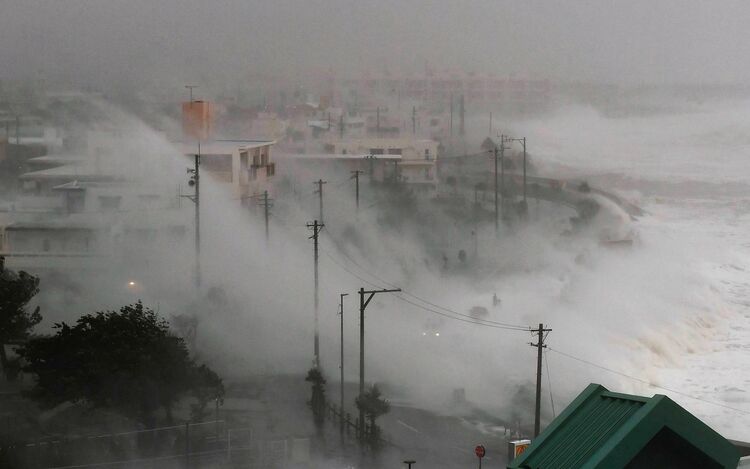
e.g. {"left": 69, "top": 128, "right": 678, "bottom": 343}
{"left": 305, "top": 367, "right": 326, "bottom": 426}
{"left": 189, "top": 364, "right": 224, "bottom": 421}
{"left": 0, "top": 261, "right": 41, "bottom": 380}
{"left": 355, "top": 384, "right": 390, "bottom": 440}
{"left": 19, "top": 302, "right": 223, "bottom": 426}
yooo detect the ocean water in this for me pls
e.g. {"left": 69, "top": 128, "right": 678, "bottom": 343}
{"left": 513, "top": 101, "right": 750, "bottom": 440}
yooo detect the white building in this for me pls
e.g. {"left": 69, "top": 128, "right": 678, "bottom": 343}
{"left": 322, "top": 137, "right": 438, "bottom": 186}
{"left": 178, "top": 139, "right": 276, "bottom": 199}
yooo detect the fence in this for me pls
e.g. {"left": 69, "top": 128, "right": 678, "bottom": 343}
{"left": 1, "top": 421, "right": 312, "bottom": 469}
{"left": 324, "top": 402, "right": 397, "bottom": 449}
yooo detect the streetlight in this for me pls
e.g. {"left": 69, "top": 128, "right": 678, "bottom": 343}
{"left": 404, "top": 460, "right": 416, "bottom": 468}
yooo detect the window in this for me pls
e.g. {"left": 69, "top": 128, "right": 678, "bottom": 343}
{"left": 99, "top": 196, "right": 122, "bottom": 211}
{"left": 425, "top": 149, "right": 432, "bottom": 160}
{"left": 370, "top": 148, "right": 384, "bottom": 155}
{"left": 43, "top": 239, "right": 50, "bottom": 252}
{"left": 387, "top": 148, "right": 402, "bottom": 155}
{"left": 342, "top": 149, "right": 347, "bottom": 155}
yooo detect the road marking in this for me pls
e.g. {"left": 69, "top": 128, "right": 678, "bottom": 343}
{"left": 397, "top": 419, "right": 421, "bottom": 434}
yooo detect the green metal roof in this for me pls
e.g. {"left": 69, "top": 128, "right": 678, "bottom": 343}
{"left": 508, "top": 383, "right": 739, "bottom": 469}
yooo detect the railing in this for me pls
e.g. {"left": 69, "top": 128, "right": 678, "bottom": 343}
{"left": 324, "top": 402, "right": 397, "bottom": 449}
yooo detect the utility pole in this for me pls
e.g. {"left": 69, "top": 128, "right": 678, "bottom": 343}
{"left": 358, "top": 287, "right": 401, "bottom": 438}
{"left": 183, "top": 146, "right": 201, "bottom": 288}
{"left": 351, "top": 170, "right": 363, "bottom": 210}
{"left": 489, "top": 112, "right": 492, "bottom": 137}
{"left": 522, "top": 137, "right": 527, "bottom": 204}
{"left": 506, "top": 136, "right": 528, "bottom": 214}
{"left": 314, "top": 179, "right": 327, "bottom": 224}
{"left": 459, "top": 94, "right": 465, "bottom": 137}
{"left": 253, "top": 190, "right": 273, "bottom": 242}
{"left": 194, "top": 150, "right": 201, "bottom": 288}
{"left": 412, "top": 106, "right": 416, "bottom": 135}
{"left": 307, "top": 220, "right": 325, "bottom": 368}
{"left": 500, "top": 135, "right": 507, "bottom": 221}
{"left": 376, "top": 107, "right": 380, "bottom": 136}
{"left": 530, "top": 323, "right": 551, "bottom": 437}
{"left": 449, "top": 94, "right": 453, "bottom": 137}
{"left": 339, "top": 292, "right": 349, "bottom": 426}
{"left": 15, "top": 115, "right": 20, "bottom": 144}
{"left": 263, "top": 190, "right": 270, "bottom": 241}
{"left": 494, "top": 145, "right": 499, "bottom": 235}
{"left": 339, "top": 113, "right": 344, "bottom": 138}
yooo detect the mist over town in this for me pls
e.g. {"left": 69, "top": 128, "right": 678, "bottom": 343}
{"left": 1, "top": 1, "right": 750, "bottom": 468}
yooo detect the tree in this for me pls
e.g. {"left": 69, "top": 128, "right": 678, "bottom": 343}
{"left": 305, "top": 367, "right": 326, "bottom": 427}
{"left": 355, "top": 384, "right": 390, "bottom": 441}
{"left": 19, "top": 302, "right": 223, "bottom": 427}
{"left": 189, "top": 364, "right": 225, "bottom": 422}
{"left": 0, "top": 258, "right": 41, "bottom": 380}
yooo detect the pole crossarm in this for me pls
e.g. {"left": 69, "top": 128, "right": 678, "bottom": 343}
{"left": 361, "top": 288, "right": 401, "bottom": 310}
{"left": 306, "top": 222, "right": 325, "bottom": 239}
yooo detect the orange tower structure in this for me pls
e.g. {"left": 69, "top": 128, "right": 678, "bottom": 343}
{"left": 182, "top": 100, "right": 214, "bottom": 140}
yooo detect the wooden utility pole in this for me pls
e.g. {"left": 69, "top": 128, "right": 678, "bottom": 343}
{"left": 254, "top": 190, "right": 272, "bottom": 242}
{"left": 500, "top": 135, "right": 506, "bottom": 221}
{"left": 530, "top": 323, "right": 552, "bottom": 437}
{"left": 506, "top": 136, "right": 528, "bottom": 216}
{"left": 194, "top": 150, "right": 201, "bottom": 288}
{"left": 494, "top": 145, "right": 499, "bottom": 235}
{"left": 263, "top": 190, "right": 270, "bottom": 241}
{"left": 351, "top": 170, "right": 363, "bottom": 210}
{"left": 307, "top": 220, "right": 325, "bottom": 368}
{"left": 314, "top": 179, "right": 327, "bottom": 224}
{"left": 522, "top": 137, "right": 527, "bottom": 203}
{"left": 181, "top": 147, "right": 201, "bottom": 287}
{"left": 358, "top": 287, "right": 401, "bottom": 438}
{"left": 449, "top": 94, "right": 454, "bottom": 137}
{"left": 459, "top": 94, "right": 465, "bottom": 136}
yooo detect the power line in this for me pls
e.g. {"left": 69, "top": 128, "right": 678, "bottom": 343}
{"left": 544, "top": 350, "right": 556, "bottom": 419}
{"left": 548, "top": 347, "right": 750, "bottom": 416}
{"left": 319, "top": 245, "right": 528, "bottom": 332}
{"left": 320, "top": 228, "right": 528, "bottom": 330}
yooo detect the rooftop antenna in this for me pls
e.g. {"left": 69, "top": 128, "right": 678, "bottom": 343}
{"left": 185, "top": 85, "right": 198, "bottom": 107}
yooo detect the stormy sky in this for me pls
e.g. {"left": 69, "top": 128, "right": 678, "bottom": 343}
{"left": 1, "top": 0, "right": 749, "bottom": 91}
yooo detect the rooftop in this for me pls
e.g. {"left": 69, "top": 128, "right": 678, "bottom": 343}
{"left": 177, "top": 139, "right": 276, "bottom": 155}
{"left": 509, "top": 383, "right": 739, "bottom": 469}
